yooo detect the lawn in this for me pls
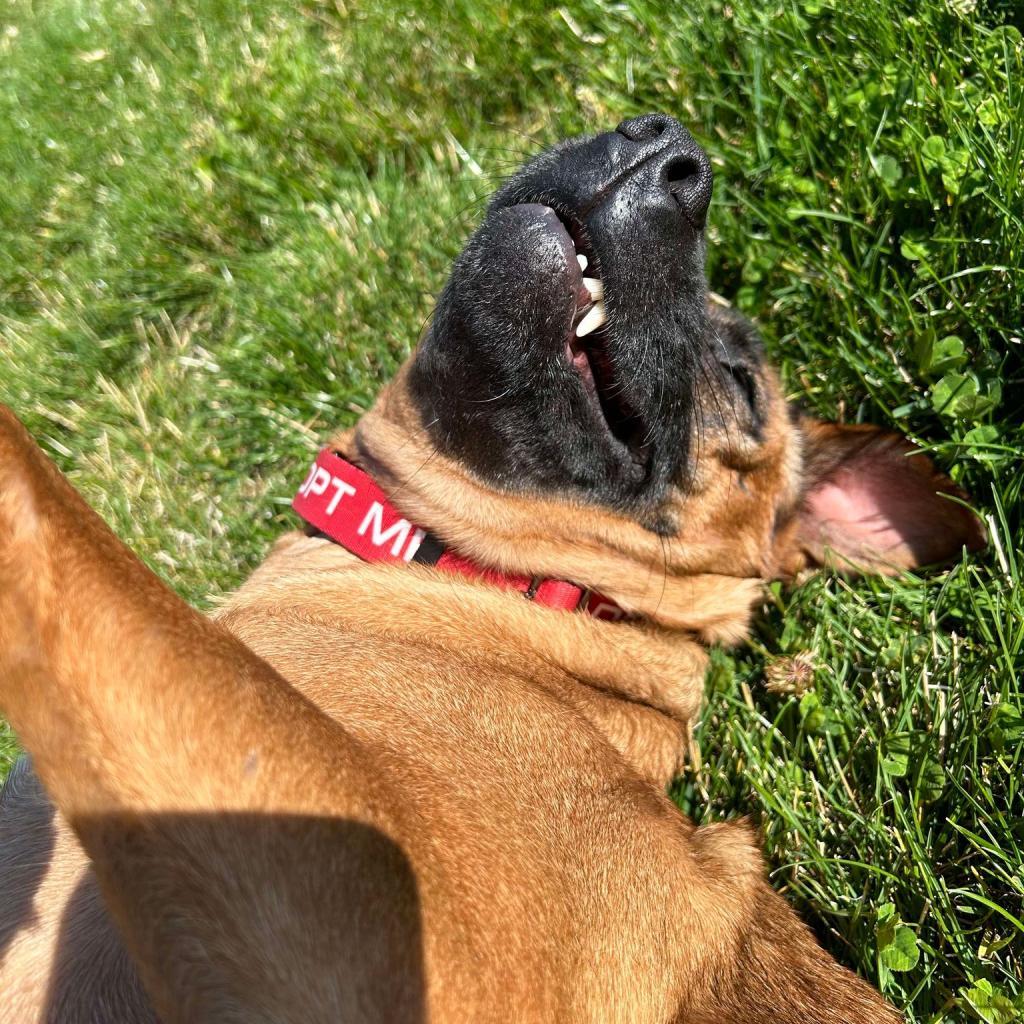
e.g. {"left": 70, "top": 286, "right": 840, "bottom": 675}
{"left": 1, "top": 0, "right": 1022, "bottom": 1019}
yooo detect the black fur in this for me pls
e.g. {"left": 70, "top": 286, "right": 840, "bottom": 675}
{"left": 409, "top": 114, "right": 718, "bottom": 526}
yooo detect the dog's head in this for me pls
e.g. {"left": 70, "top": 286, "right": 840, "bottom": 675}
{"left": 352, "top": 115, "right": 983, "bottom": 634}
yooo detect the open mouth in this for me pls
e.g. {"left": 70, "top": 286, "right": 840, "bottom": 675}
{"left": 540, "top": 207, "right": 649, "bottom": 468}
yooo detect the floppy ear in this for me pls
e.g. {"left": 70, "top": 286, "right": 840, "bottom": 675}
{"left": 792, "top": 419, "right": 986, "bottom": 574}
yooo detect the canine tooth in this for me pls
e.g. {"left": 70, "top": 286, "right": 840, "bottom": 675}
{"left": 582, "top": 277, "right": 603, "bottom": 301}
{"left": 576, "top": 254, "right": 588, "bottom": 271}
{"left": 576, "top": 299, "right": 607, "bottom": 337}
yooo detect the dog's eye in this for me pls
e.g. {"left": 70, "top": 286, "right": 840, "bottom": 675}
{"left": 722, "top": 362, "right": 757, "bottom": 410}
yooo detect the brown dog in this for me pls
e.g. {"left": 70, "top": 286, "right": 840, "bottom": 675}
{"left": 0, "top": 115, "right": 982, "bottom": 1023}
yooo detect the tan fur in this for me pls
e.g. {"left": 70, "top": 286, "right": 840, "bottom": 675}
{"left": 0, "top": 360, "right": 914, "bottom": 1024}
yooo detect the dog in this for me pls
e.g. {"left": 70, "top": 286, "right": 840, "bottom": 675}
{"left": 0, "top": 114, "right": 983, "bottom": 1023}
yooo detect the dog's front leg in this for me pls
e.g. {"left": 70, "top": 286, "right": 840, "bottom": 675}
{"left": 0, "top": 407, "right": 424, "bottom": 1023}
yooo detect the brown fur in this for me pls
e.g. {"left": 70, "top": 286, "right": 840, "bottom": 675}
{"left": 0, "top": 338, "right": 980, "bottom": 1023}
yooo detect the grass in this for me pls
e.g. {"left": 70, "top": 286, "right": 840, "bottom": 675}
{"left": 0, "top": 0, "right": 1021, "bottom": 1018}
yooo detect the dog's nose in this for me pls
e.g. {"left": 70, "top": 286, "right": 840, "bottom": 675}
{"left": 614, "top": 113, "right": 713, "bottom": 228}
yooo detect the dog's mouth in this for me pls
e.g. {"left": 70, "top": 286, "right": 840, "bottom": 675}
{"left": 409, "top": 115, "right": 714, "bottom": 513}
{"left": 544, "top": 209, "right": 649, "bottom": 467}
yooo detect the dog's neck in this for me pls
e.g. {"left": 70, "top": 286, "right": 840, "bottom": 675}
{"left": 232, "top": 365, "right": 761, "bottom": 787}
{"left": 231, "top": 532, "right": 705, "bottom": 786}
{"left": 344, "top": 364, "right": 763, "bottom": 645}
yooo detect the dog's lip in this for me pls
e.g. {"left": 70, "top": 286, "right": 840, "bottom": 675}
{"left": 505, "top": 204, "right": 648, "bottom": 471}
{"left": 517, "top": 205, "right": 594, "bottom": 313}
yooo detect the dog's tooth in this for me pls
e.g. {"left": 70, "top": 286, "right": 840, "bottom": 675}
{"left": 582, "top": 277, "right": 603, "bottom": 301}
{"left": 576, "top": 254, "right": 588, "bottom": 271}
{"left": 575, "top": 299, "right": 607, "bottom": 338}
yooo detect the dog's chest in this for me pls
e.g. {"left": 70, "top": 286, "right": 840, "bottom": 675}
{"left": 219, "top": 599, "right": 694, "bottom": 1020}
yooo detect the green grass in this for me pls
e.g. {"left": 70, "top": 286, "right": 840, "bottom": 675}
{"left": 1, "top": 0, "right": 1021, "bottom": 1019}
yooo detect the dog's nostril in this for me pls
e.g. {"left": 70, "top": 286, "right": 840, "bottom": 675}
{"left": 663, "top": 152, "right": 712, "bottom": 224}
{"left": 616, "top": 113, "right": 678, "bottom": 144}
{"left": 665, "top": 157, "right": 700, "bottom": 195}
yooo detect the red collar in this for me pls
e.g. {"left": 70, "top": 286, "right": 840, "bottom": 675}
{"left": 292, "top": 448, "right": 626, "bottom": 621}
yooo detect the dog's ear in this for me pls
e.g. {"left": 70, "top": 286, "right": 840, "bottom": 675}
{"left": 786, "top": 418, "right": 986, "bottom": 574}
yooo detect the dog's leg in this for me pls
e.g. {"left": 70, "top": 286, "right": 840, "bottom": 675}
{"left": 0, "top": 407, "right": 424, "bottom": 1023}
